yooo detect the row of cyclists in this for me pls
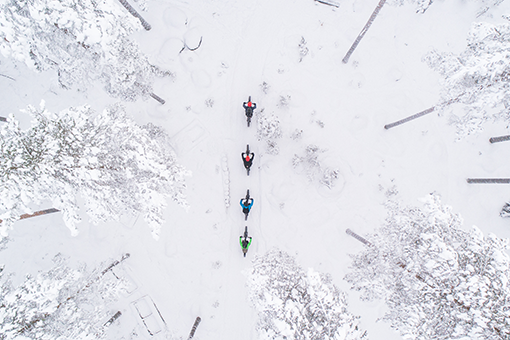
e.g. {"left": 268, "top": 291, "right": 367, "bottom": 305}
{"left": 239, "top": 97, "right": 256, "bottom": 257}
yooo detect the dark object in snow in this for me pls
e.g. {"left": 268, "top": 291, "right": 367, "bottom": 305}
{"left": 342, "top": 0, "right": 387, "bottom": 64}
{"left": 384, "top": 106, "right": 435, "bottom": 129}
{"left": 315, "top": 0, "right": 339, "bottom": 8}
{"left": 150, "top": 93, "right": 166, "bottom": 105}
{"left": 243, "top": 96, "right": 257, "bottom": 127}
{"left": 240, "top": 226, "right": 252, "bottom": 257}
{"left": 489, "top": 135, "right": 510, "bottom": 144}
{"left": 467, "top": 178, "right": 510, "bottom": 184}
{"left": 0, "top": 74, "right": 15, "bottom": 81}
{"left": 242, "top": 144, "right": 254, "bottom": 176}
{"left": 500, "top": 202, "right": 510, "bottom": 218}
{"left": 187, "top": 316, "right": 202, "bottom": 340}
{"left": 185, "top": 37, "right": 203, "bottom": 51}
{"left": 346, "top": 228, "right": 372, "bottom": 246}
{"left": 104, "top": 311, "right": 122, "bottom": 327}
{"left": 0, "top": 116, "right": 6, "bottom": 122}
{"left": 0, "top": 208, "right": 61, "bottom": 223}
{"left": 116, "top": 0, "right": 151, "bottom": 31}
{"left": 240, "top": 189, "right": 253, "bottom": 221}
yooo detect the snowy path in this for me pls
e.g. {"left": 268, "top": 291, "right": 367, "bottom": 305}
{"left": 214, "top": 0, "right": 285, "bottom": 338}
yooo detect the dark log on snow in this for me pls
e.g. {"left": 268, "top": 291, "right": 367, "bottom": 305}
{"left": 342, "top": 0, "right": 387, "bottom": 64}
{"left": 116, "top": 0, "right": 151, "bottom": 31}
{"left": 384, "top": 106, "right": 435, "bottom": 129}
{"left": 104, "top": 311, "right": 122, "bottom": 327}
{"left": 346, "top": 228, "right": 372, "bottom": 246}
{"left": 0, "top": 208, "right": 60, "bottom": 224}
{"left": 0, "top": 74, "right": 15, "bottom": 81}
{"left": 187, "top": 317, "right": 202, "bottom": 340}
{"left": 467, "top": 178, "right": 510, "bottom": 184}
{"left": 19, "top": 208, "right": 60, "bottom": 220}
{"left": 150, "top": 93, "right": 166, "bottom": 104}
{"left": 489, "top": 135, "right": 510, "bottom": 144}
{"left": 0, "top": 117, "right": 6, "bottom": 122}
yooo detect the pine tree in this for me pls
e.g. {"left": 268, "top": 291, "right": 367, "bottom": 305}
{"left": 0, "top": 254, "right": 128, "bottom": 340}
{"left": 0, "top": 102, "right": 189, "bottom": 239}
{"left": 387, "top": 0, "right": 504, "bottom": 14}
{"left": 0, "top": 0, "right": 170, "bottom": 100}
{"left": 345, "top": 194, "right": 510, "bottom": 340}
{"left": 424, "top": 19, "right": 510, "bottom": 138}
{"left": 248, "top": 249, "right": 368, "bottom": 340}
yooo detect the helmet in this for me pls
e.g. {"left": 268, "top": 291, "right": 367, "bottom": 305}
{"left": 248, "top": 102, "right": 252, "bottom": 107}
{"left": 246, "top": 155, "right": 250, "bottom": 161}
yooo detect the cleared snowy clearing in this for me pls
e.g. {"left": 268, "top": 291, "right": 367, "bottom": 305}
{"left": 2, "top": 0, "right": 510, "bottom": 339}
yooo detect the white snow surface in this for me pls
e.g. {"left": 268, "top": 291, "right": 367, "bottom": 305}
{"left": 2, "top": 0, "right": 510, "bottom": 339}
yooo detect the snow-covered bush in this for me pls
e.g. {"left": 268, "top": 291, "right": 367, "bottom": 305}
{"left": 298, "top": 36, "right": 309, "bottom": 62}
{"left": 0, "top": 102, "right": 189, "bottom": 239}
{"left": 248, "top": 249, "right": 368, "bottom": 340}
{"left": 424, "top": 20, "right": 510, "bottom": 138}
{"left": 387, "top": 0, "right": 504, "bottom": 14}
{"left": 0, "top": 0, "right": 170, "bottom": 100}
{"left": 345, "top": 193, "right": 510, "bottom": 340}
{"left": 0, "top": 254, "right": 128, "bottom": 340}
{"left": 292, "top": 145, "right": 339, "bottom": 188}
{"left": 500, "top": 202, "right": 510, "bottom": 218}
{"left": 256, "top": 108, "right": 282, "bottom": 155}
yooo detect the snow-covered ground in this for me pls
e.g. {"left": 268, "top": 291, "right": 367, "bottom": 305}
{"left": 2, "top": 0, "right": 510, "bottom": 339}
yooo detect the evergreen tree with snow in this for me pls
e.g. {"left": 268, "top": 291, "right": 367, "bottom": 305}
{"left": 0, "top": 0, "right": 170, "bottom": 100}
{"left": 345, "top": 193, "right": 510, "bottom": 340}
{"left": 248, "top": 249, "right": 368, "bottom": 340}
{"left": 424, "top": 19, "right": 510, "bottom": 138}
{"left": 0, "top": 102, "right": 189, "bottom": 239}
{"left": 388, "top": 0, "right": 504, "bottom": 14}
{"left": 0, "top": 254, "right": 128, "bottom": 340}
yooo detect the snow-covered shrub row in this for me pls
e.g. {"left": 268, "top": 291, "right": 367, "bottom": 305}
{"left": 425, "top": 19, "right": 510, "bottom": 138}
{"left": 387, "top": 0, "right": 504, "bottom": 14}
{"left": 248, "top": 249, "right": 368, "bottom": 340}
{"left": 345, "top": 193, "right": 510, "bottom": 340}
{"left": 0, "top": 102, "right": 190, "bottom": 239}
{"left": 221, "top": 155, "right": 231, "bottom": 208}
{"left": 292, "top": 145, "right": 339, "bottom": 188}
{"left": 256, "top": 108, "right": 282, "bottom": 155}
{"left": 0, "top": 254, "right": 128, "bottom": 340}
{"left": 0, "top": 0, "right": 171, "bottom": 100}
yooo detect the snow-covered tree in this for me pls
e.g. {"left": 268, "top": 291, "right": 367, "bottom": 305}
{"left": 424, "top": 19, "right": 510, "bottom": 138}
{"left": 0, "top": 254, "right": 128, "bottom": 340}
{"left": 388, "top": 0, "right": 504, "bottom": 14}
{"left": 0, "top": 102, "right": 189, "bottom": 239}
{"left": 256, "top": 108, "right": 282, "bottom": 155}
{"left": 0, "top": 0, "right": 170, "bottom": 100}
{"left": 345, "top": 193, "right": 510, "bottom": 340}
{"left": 248, "top": 249, "right": 368, "bottom": 340}
{"left": 292, "top": 145, "right": 339, "bottom": 188}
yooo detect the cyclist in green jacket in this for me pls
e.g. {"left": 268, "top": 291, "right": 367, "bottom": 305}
{"left": 240, "top": 227, "right": 252, "bottom": 257}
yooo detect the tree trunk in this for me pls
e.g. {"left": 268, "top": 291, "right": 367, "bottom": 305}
{"left": 489, "top": 135, "right": 510, "bottom": 144}
{"left": 384, "top": 107, "right": 435, "bottom": 129}
{"left": 116, "top": 0, "right": 151, "bottom": 31}
{"left": 342, "top": 0, "right": 387, "bottom": 64}
{"left": 467, "top": 178, "right": 510, "bottom": 184}
{"left": 187, "top": 316, "right": 202, "bottom": 340}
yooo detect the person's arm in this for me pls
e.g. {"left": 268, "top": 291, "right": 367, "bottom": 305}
{"left": 247, "top": 237, "right": 252, "bottom": 247}
{"left": 240, "top": 236, "right": 243, "bottom": 246}
{"left": 243, "top": 102, "right": 248, "bottom": 109}
{"left": 241, "top": 152, "right": 246, "bottom": 159}
{"left": 248, "top": 199, "right": 254, "bottom": 208}
{"left": 250, "top": 153, "right": 254, "bottom": 160}
{"left": 240, "top": 199, "right": 244, "bottom": 207}
{"left": 252, "top": 103, "right": 257, "bottom": 109}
